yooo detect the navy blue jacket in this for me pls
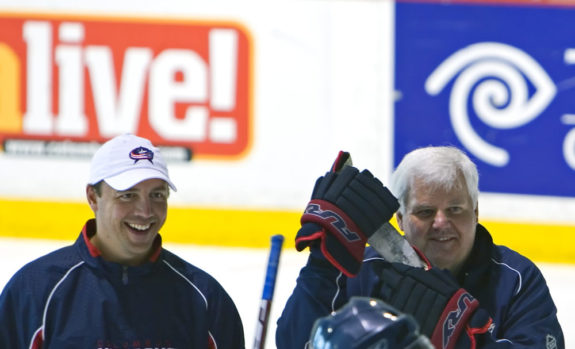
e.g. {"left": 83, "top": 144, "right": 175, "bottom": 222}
{"left": 276, "top": 224, "right": 564, "bottom": 348}
{"left": 0, "top": 219, "right": 245, "bottom": 349}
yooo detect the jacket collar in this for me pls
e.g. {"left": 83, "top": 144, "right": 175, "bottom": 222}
{"left": 76, "top": 219, "right": 164, "bottom": 284}
{"left": 456, "top": 223, "right": 493, "bottom": 284}
{"left": 80, "top": 218, "right": 163, "bottom": 263}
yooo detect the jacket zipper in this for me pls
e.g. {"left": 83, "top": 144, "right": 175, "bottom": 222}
{"left": 122, "top": 266, "right": 129, "bottom": 285}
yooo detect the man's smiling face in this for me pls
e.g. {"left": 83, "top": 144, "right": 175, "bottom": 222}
{"left": 397, "top": 174, "right": 478, "bottom": 275}
{"left": 87, "top": 178, "right": 169, "bottom": 266}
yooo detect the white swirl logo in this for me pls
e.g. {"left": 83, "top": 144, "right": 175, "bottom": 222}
{"left": 425, "top": 42, "right": 556, "bottom": 166}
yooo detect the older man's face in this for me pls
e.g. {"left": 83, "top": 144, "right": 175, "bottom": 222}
{"left": 396, "top": 175, "right": 478, "bottom": 275}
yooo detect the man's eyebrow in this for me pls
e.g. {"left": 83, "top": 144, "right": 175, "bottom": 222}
{"left": 411, "top": 204, "right": 434, "bottom": 211}
{"left": 115, "top": 183, "right": 169, "bottom": 194}
{"left": 150, "top": 186, "right": 170, "bottom": 194}
{"left": 412, "top": 202, "right": 433, "bottom": 207}
{"left": 447, "top": 198, "right": 466, "bottom": 205}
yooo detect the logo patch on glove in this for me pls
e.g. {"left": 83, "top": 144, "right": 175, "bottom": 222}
{"left": 442, "top": 292, "right": 476, "bottom": 349}
{"left": 304, "top": 203, "right": 361, "bottom": 242}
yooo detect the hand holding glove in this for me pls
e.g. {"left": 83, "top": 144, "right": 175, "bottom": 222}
{"left": 374, "top": 262, "right": 493, "bottom": 349}
{"left": 295, "top": 153, "right": 399, "bottom": 277}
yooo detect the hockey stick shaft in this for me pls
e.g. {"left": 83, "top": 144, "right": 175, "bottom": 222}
{"left": 253, "top": 234, "right": 284, "bottom": 349}
{"left": 368, "top": 222, "right": 426, "bottom": 268}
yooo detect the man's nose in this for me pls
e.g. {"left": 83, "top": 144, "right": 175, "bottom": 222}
{"left": 134, "top": 197, "right": 153, "bottom": 218}
{"left": 432, "top": 210, "right": 449, "bottom": 229}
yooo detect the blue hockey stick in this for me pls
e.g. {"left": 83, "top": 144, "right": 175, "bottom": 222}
{"left": 253, "top": 234, "right": 284, "bottom": 349}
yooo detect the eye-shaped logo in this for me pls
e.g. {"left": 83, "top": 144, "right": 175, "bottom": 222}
{"left": 425, "top": 42, "right": 556, "bottom": 167}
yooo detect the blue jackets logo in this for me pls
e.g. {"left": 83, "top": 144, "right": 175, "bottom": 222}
{"left": 395, "top": 3, "right": 575, "bottom": 197}
{"left": 130, "top": 146, "right": 154, "bottom": 164}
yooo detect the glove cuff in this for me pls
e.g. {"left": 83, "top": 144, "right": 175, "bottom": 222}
{"left": 295, "top": 223, "right": 364, "bottom": 277}
{"left": 301, "top": 199, "right": 367, "bottom": 260}
{"left": 431, "top": 289, "right": 479, "bottom": 349}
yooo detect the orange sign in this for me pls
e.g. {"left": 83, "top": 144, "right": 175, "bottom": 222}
{"left": 0, "top": 13, "right": 253, "bottom": 159}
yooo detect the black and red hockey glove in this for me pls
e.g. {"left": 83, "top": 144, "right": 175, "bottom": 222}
{"left": 295, "top": 164, "right": 399, "bottom": 277}
{"left": 374, "top": 262, "right": 493, "bottom": 349}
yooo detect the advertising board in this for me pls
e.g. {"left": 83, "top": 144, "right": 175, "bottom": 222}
{"left": 0, "top": 1, "right": 572, "bottom": 262}
{"left": 395, "top": 2, "right": 575, "bottom": 197}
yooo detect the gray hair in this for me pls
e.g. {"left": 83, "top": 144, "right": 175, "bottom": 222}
{"left": 389, "top": 146, "right": 479, "bottom": 215}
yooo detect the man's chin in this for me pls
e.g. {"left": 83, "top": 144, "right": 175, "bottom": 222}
{"left": 127, "top": 230, "right": 157, "bottom": 249}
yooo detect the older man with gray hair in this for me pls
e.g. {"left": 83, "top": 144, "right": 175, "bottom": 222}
{"left": 277, "top": 145, "right": 563, "bottom": 349}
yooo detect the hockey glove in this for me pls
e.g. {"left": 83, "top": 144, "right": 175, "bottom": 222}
{"left": 296, "top": 164, "right": 399, "bottom": 277}
{"left": 374, "top": 262, "right": 492, "bottom": 349}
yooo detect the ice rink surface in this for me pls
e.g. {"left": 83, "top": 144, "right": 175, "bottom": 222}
{"left": 0, "top": 237, "right": 573, "bottom": 348}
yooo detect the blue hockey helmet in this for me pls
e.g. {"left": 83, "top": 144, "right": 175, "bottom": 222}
{"left": 309, "top": 297, "right": 433, "bottom": 349}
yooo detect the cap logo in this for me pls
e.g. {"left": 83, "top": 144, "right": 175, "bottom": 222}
{"left": 129, "top": 146, "right": 154, "bottom": 164}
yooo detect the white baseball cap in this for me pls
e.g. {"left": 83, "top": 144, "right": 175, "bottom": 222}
{"left": 88, "top": 134, "right": 177, "bottom": 191}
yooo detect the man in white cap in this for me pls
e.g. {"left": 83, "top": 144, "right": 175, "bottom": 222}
{"left": 0, "top": 134, "right": 245, "bottom": 349}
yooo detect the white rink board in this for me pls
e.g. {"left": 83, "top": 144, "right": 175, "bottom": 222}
{"left": 0, "top": 0, "right": 574, "bottom": 224}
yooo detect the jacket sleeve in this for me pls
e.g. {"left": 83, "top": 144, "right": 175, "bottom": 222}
{"left": 492, "top": 259, "right": 564, "bottom": 348}
{"left": 0, "top": 270, "right": 45, "bottom": 349}
{"left": 276, "top": 249, "right": 349, "bottom": 349}
{"left": 205, "top": 283, "right": 246, "bottom": 349}
{"left": 0, "top": 279, "right": 22, "bottom": 348}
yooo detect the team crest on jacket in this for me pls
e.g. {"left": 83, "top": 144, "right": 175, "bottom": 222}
{"left": 129, "top": 147, "right": 154, "bottom": 164}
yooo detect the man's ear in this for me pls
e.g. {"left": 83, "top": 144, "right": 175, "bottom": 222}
{"left": 396, "top": 211, "right": 404, "bottom": 231}
{"left": 475, "top": 204, "right": 479, "bottom": 224}
{"left": 86, "top": 185, "right": 98, "bottom": 213}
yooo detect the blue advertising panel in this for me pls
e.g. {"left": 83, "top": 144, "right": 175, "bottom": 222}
{"left": 394, "top": 2, "right": 575, "bottom": 197}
